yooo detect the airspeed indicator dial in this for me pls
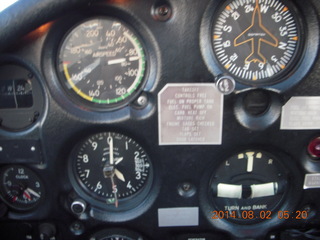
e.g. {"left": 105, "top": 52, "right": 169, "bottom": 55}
{"left": 212, "top": 0, "right": 301, "bottom": 85}
{"left": 58, "top": 18, "right": 147, "bottom": 109}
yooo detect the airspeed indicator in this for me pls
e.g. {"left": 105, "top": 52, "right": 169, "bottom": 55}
{"left": 58, "top": 18, "right": 147, "bottom": 110}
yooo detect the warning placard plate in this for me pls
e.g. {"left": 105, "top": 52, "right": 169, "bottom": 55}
{"left": 158, "top": 83, "right": 223, "bottom": 145}
{"left": 281, "top": 97, "right": 320, "bottom": 130}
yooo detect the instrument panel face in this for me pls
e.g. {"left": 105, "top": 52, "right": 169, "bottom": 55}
{"left": 212, "top": 0, "right": 302, "bottom": 85}
{"left": 0, "top": 0, "right": 319, "bottom": 240}
{"left": 57, "top": 17, "right": 147, "bottom": 110}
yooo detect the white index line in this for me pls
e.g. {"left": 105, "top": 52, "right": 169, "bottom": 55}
{"left": 246, "top": 152, "right": 255, "bottom": 172}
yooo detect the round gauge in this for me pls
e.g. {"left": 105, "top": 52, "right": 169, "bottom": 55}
{"left": 100, "top": 236, "right": 133, "bottom": 240}
{"left": 71, "top": 132, "right": 152, "bottom": 209}
{"left": 0, "top": 56, "right": 45, "bottom": 132}
{"left": 210, "top": 150, "right": 289, "bottom": 224}
{"left": 58, "top": 18, "right": 147, "bottom": 109}
{"left": 90, "top": 228, "right": 144, "bottom": 240}
{"left": 212, "top": 0, "right": 302, "bottom": 85}
{"left": 0, "top": 165, "right": 44, "bottom": 211}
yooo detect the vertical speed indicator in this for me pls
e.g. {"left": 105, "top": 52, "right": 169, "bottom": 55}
{"left": 212, "top": 0, "right": 302, "bottom": 85}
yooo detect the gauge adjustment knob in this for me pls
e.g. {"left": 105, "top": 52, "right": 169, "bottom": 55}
{"left": 71, "top": 199, "right": 87, "bottom": 215}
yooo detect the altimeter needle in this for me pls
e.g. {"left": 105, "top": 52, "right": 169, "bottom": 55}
{"left": 114, "top": 169, "right": 125, "bottom": 182}
{"left": 107, "top": 136, "right": 114, "bottom": 165}
{"left": 115, "top": 157, "right": 123, "bottom": 165}
{"left": 110, "top": 176, "right": 118, "bottom": 208}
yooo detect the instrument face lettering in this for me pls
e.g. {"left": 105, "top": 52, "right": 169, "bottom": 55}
{"left": 58, "top": 18, "right": 146, "bottom": 109}
{"left": 0, "top": 166, "right": 44, "bottom": 211}
{"left": 212, "top": 0, "right": 301, "bottom": 85}
{"left": 210, "top": 150, "right": 290, "bottom": 224}
{"left": 72, "top": 132, "right": 152, "bottom": 209}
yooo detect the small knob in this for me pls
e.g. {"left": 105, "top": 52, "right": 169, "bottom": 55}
{"left": 215, "top": 75, "right": 236, "bottom": 95}
{"left": 71, "top": 199, "right": 87, "bottom": 214}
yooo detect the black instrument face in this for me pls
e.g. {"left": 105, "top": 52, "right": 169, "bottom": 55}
{"left": 212, "top": 0, "right": 301, "bottom": 85}
{"left": 0, "top": 62, "right": 45, "bottom": 131}
{"left": 0, "top": 166, "right": 44, "bottom": 211}
{"left": 210, "top": 150, "right": 288, "bottom": 224}
{"left": 90, "top": 228, "right": 143, "bottom": 240}
{"left": 72, "top": 132, "right": 152, "bottom": 208}
{"left": 101, "top": 237, "right": 132, "bottom": 240}
{"left": 58, "top": 18, "right": 146, "bottom": 109}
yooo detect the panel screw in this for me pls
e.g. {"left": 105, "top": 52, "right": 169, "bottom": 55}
{"left": 152, "top": 4, "right": 172, "bottom": 21}
{"left": 133, "top": 94, "right": 148, "bottom": 109}
{"left": 182, "top": 183, "right": 191, "bottom": 191}
{"left": 70, "top": 221, "right": 85, "bottom": 236}
{"left": 178, "top": 182, "right": 196, "bottom": 198}
{"left": 158, "top": 5, "right": 169, "bottom": 16}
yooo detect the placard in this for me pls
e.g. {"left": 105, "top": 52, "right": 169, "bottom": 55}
{"left": 158, "top": 84, "right": 223, "bottom": 145}
{"left": 281, "top": 97, "right": 320, "bottom": 130}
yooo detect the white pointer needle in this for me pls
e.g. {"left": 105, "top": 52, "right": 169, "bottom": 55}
{"left": 26, "top": 188, "right": 40, "bottom": 198}
{"left": 115, "top": 157, "right": 123, "bottom": 165}
{"left": 107, "top": 136, "right": 114, "bottom": 165}
{"left": 246, "top": 152, "right": 255, "bottom": 172}
{"left": 108, "top": 58, "right": 126, "bottom": 65}
{"left": 114, "top": 169, "right": 125, "bottom": 182}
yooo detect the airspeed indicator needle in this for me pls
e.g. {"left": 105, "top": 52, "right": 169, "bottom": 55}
{"left": 108, "top": 58, "right": 126, "bottom": 65}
